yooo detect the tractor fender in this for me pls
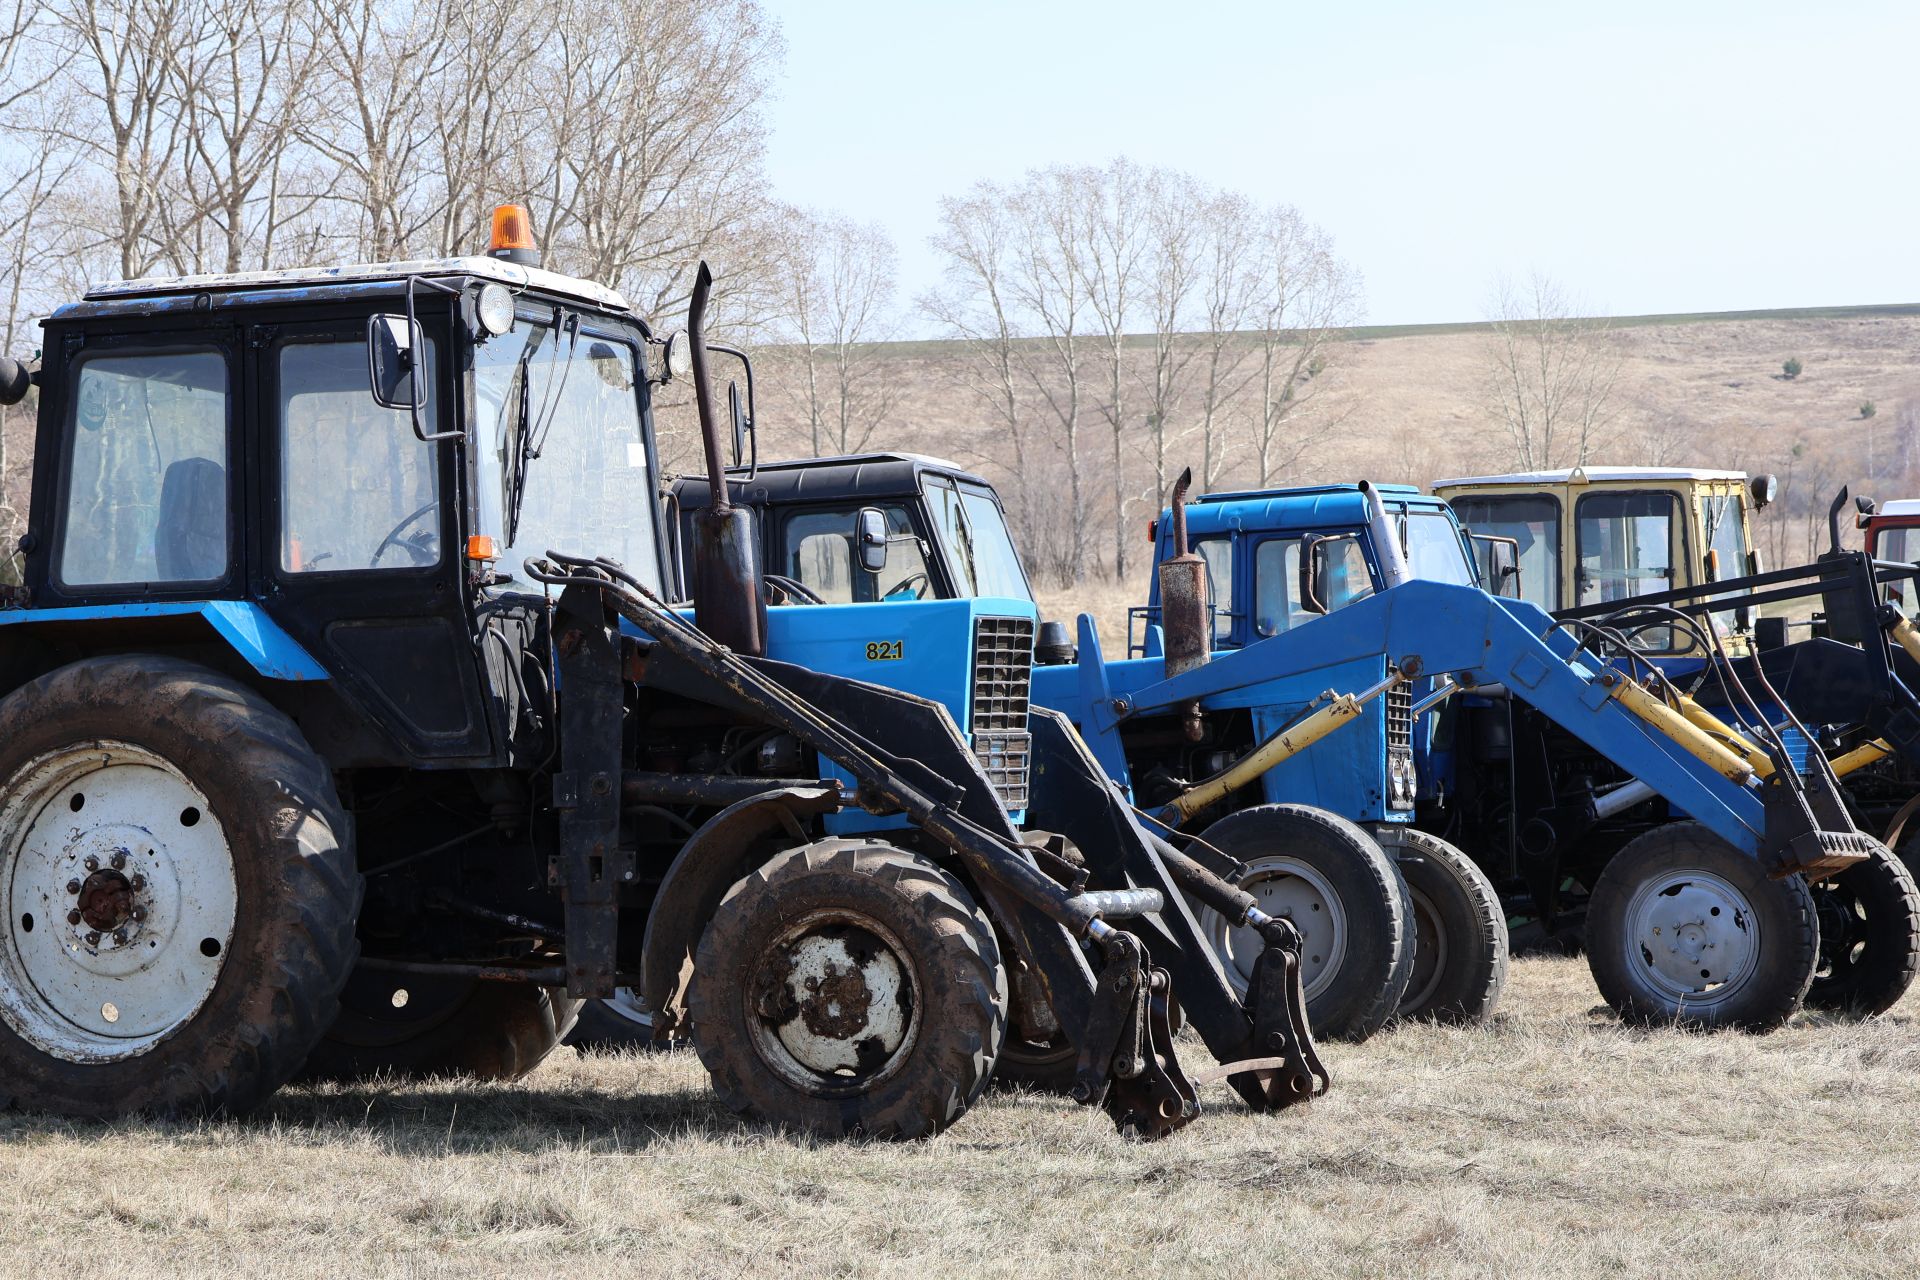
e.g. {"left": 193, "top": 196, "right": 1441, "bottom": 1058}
{"left": 0, "top": 601, "right": 328, "bottom": 681}
{"left": 640, "top": 783, "right": 844, "bottom": 1039}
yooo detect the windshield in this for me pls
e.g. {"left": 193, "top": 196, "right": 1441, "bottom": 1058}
{"left": 1450, "top": 494, "right": 1560, "bottom": 611}
{"left": 776, "top": 504, "right": 932, "bottom": 602}
{"left": 1880, "top": 526, "right": 1920, "bottom": 621}
{"left": 473, "top": 311, "right": 661, "bottom": 590}
{"left": 1399, "top": 511, "right": 1477, "bottom": 586}
{"left": 1701, "top": 492, "right": 1748, "bottom": 636}
{"left": 927, "top": 477, "right": 1034, "bottom": 602}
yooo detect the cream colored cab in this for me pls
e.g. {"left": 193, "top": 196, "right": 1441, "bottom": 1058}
{"left": 1434, "top": 466, "right": 1770, "bottom": 655}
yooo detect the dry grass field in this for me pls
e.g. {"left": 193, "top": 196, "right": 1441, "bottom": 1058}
{"left": 3, "top": 957, "right": 1916, "bottom": 1278}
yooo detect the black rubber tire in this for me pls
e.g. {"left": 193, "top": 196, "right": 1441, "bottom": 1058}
{"left": 1371, "top": 826, "right": 1509, "bottom": 1024}
{"left": 1193, "top": 803, "right": 1413, "bottom": 1043}
{"left": 299, "top": 968, "right": 580, "bottom": 1081}
{"left": 566, "top": 988, "right": 661, "bottom": 1053}
{"left": 0, "top": 656, "right": 361, "bottom": 1116}
{"left": 1587, "top": 822, "right": 1817, "bottom": 1032}
{"left": 689, "top": 839, "right": 1006, "bottom": 1139}
{"left": 1805, "top": 840, "right": 1920, "bottom": 1017}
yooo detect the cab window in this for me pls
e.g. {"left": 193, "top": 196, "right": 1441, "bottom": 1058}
{"left": 1451, "top": 494, "right": 1561, "bottom": 611}
{"left": 1700, "top": 492, "right": 1748, "bottom": 635}
{"left": 472, "top": 317, "right": 658, "bottom": 589}
{"left": 58, "top": 348, "right": 228, "bottom": 587}
{"left": 1881, "top": 526, "right": 1920, "bottom": 621}
{"left": 957, "top": 485, "right": 1032, "bottom": 600}
{"left": 280, "top": 339, "right": 439, "bottom": 573}
{"left": 779, "top": 505, "right": 930, "bottom": 603}
{"left": 1254, "top": 534, "right": 1374, "bottom": 636}
{"left": 1195, "top": 536, "right": 1234, "bottom": 642}
{"left": 1399, "top": 512, "right": 1477, "bottom": 586}
{"left": 1577, "top": 491, "right": 1678, "bottom": 648}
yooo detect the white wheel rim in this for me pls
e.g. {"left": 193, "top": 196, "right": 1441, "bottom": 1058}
{"left": 745, "top": 909, "right": 921, "bottom": 1097}
{"left": 0, "top": 742, "right": 237, "bottom": 1062}
{"left": 1622, "top": 868, "right": 1760, "bottom": 1007}
{"left": 603, "top": 986, "right": 653, "bottom": 1030}
{"left": 1198, "top": 856, "right": 1348, "bottom": 1002}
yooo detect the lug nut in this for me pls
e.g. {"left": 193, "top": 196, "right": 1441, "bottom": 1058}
{"left": 83, "top": 856, "right": 98, "bottom": 871}
{"left": 66, "top": 910, "right": 81, "bottom": 926}
{"left": 84, "top": 931, "right": 100, "bottom": 945}
{"left": 130, "top": 906, "right": 146, "bottom": 921}
{"left": 112, "top": 929, "right": 127, "bottom": 944}
{"left": 65, "top": 879, "right": 80, "bottom": 895}
{"left": 130, "top": 875, "right": 146, "bottom": 890}
{"left": 110, "top": 852, "right": 126, "bottom": 870}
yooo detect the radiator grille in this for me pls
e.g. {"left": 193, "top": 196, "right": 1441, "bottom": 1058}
{"left": 971, "top": 615, "right": 1034, "bottom": 811}
{"left": 1385, "top": 683, "right": 1415, "bottom": 811}
{"left": 1385, "top": 684, "right": 1414, "bottom": 750}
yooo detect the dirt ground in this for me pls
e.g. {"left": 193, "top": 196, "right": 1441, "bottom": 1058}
{"left": 0, "top": 956, "right": 1913, "bottom": 1278}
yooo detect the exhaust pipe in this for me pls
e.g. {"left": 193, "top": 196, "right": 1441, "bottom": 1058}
{"left": 1158, "top": 468, "right": 1210, "bottom": 681}
{"left": 687, "top": 263, "right": 766, "bottom": 656}
{"left": 1360, "top": 481, "right": 1412, "bottom": 590}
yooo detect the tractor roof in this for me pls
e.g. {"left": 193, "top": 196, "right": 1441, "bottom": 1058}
{"left": 1168, "top": 482, "right": 1448, "bottom": 537}
{"left": 1434, "top": 465, "right": 1747, "bottom": 489}
{"left": 672, "top": 453, "right": 998, "bottom": 510}
{"left": 60, "top": 255, "right": 629, "bottom": 318}
{"left": 1877, "top": 499, "right": 1920, "bottom": 518}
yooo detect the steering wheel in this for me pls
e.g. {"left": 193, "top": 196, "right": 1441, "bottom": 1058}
{"left": 371, "top": 501, "right": 440, "bottom": 567}
{"left": 881, "top": 571, "right": 930, "bottom": 600}
{"left": 764, "top": 574, "right": 826, "bottom": 605}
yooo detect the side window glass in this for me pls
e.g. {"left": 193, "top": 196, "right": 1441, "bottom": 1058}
{"left": 781, "top": 506, "right": 929, "bottom": 603}
{"left": 927, "top": 479, "right": 977, "bottom": 595}
{"left": 280, "top": 339, "right": 439, "bottom": 572}
{"left": 1452, "top": 494, "right": 1560, "bottom": 611}
{"left": 1883, "top": 528, "right": 1919, "bottom": 620}
{"left": 1195, "top": 537, "right": 1233, "bottom": 641}
{"left": 1325, "top": 538, "right": 1376, "bottom": 610}
{"left": 1252, "top": 538, "right": 1302, "bottom": 636}
{"left": 1577, "top": 491, "right": 1677, "bottom": 648}
{"left": 59, "top": 349, "right": 229, "bottom": 587}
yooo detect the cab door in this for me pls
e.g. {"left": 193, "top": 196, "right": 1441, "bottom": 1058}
{"left": 246, "top": 315, "right": 492, "bottom": 764}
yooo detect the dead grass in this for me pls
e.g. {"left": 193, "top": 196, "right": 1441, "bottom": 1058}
{"left": 2, "top": 958, "right": 1916, "bottom": 1277}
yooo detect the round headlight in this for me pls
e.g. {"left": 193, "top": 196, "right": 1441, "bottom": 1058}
{"left": 661, "top": 329, "right": 693, "bottom": 382}
{"left": 476, "top": 282, "right": 515, "bottom": 337}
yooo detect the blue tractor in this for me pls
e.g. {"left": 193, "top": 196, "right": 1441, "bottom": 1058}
{"left": 0, "top": 213, "right": 1328, "bottom": 1138}
{"left": 674, "top": 462, "right": 1502, "bottom": 1041}
{"left": 1117, "top": 474, "right": 1919, "bottom": 1029}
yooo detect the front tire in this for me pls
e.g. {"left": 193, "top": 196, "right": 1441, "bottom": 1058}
{"left": 1805, "top": 841, "right": 1920, "bottom": 1017}
{"left": 1586, "top": 823, "right": 1817, "bottom": 1032}
{"left": 689, "top": 840, "right": 1006, "bottom": 1139}
{"left": 1191, "top": 804, "right": 1413, "bottom": 1042}
{"left": 0, "top": 657, "right": 360, "bottom": 1116}
{"left": 1371, "top": 826, "right": 1508, "bottom": 1024}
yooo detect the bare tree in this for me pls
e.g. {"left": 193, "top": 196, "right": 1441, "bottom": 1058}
{"left": 1075, "top": 159, "right": 1152, "bottom": 578}
{"left": 767, "top": 208, "right": 899, "bottom": 456}
{"left": 1485, "top": 271, "right": 1624, "bottom": 470}
{"left": 1136, "top": 170, "right": 1203, "bottom": 516}
{"left": 1249, "top": 204, "right": 1362, "bottom": 485}
{"left": 1191, "top": 190, "right": 1263, "bottom": 489}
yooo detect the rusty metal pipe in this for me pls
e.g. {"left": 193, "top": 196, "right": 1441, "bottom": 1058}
{"left": 688, "top": 262, "right": 729, "bottom": 518}
{"left": 622, "top": 772, "right": 833, "bottom": 808}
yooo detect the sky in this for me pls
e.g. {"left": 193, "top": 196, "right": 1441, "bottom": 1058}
{"left": 759, "top": 0, "right": 1920, "bottom": 331}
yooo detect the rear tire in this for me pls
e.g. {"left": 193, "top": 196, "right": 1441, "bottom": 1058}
{"left": 1372, "top": 826, "right": 1508, "bottom": 1024}
{"left": 689, "top": 839, "right": 1006, "bottom": 1139}
{"left": 299, "top": 968, "right": 579, "bottom": 1081}
{"left": 1191, "top": 804, "right": 1413, "bottom": 1042}
{"left": 1805, "top": 840, "right": 1920, "bottom": 1017}
{"left": 0, "top": 656, "right": 360, "bottom": 1116}
{"left": 1587, "top": 823, "right": 1817, "bottom": 1032}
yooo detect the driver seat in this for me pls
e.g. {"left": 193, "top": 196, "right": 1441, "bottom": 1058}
{"left": 155, "top": 457, "right": 227, "bottom": 581}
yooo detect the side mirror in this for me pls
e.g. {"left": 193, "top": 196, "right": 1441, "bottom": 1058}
{"left": 727, "top": 379, "right": 748, "bottom": 467}
{"left": 1298, "top": 533, "right": 1328, "bottom": 615}
{"left": 855, "top": 507, "right": 889, "bottom": 574}
{"left": 1750, "top": 473, "right": 1779, "bottom": 510}
{"left": 367, "top": 313, "right": 422, "bottom": 409}
{"left": 1473, "top": 534, "right": 1523, "bottom": 598}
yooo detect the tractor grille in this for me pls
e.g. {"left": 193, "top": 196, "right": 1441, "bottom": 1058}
{"left": 971, "top": 616, "right": 1034, "bottom": 811}
{"left": 1385, "top": 684, "right": 1414, "bottom": 750}
{"left": 1385, "top": 683, "right": 1415, "bottom": 812}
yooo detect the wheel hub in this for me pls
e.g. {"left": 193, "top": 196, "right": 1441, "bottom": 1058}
{"left": 1204, "top": 856, "right": 1349, "bottom": 1002}
{"left": 748, "top": 913, "right": 918, "bottom": 1093}
{"left": 1626, "top": 871, "right": 1760, "bottom": 1003}
{"left": 0, "top": 743, "right": 237, "bottom": 1060}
